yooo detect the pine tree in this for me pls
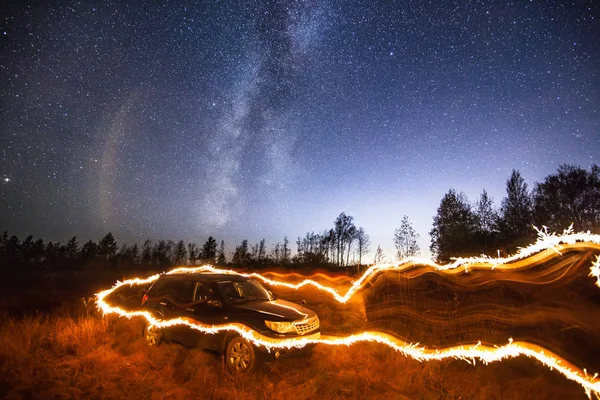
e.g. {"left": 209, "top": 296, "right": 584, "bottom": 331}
{"left": 200, "top": 236, "right": 218, "bottom": 264}
{"left": 499, "top": 170, "right": 534, "bottom": 251}
{"left": 98, "top": 232, "right": 118, "bottom": 262}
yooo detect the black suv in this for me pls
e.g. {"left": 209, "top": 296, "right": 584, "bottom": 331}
{"left": 140, "top": 273, "right": 320, "bottom": 371}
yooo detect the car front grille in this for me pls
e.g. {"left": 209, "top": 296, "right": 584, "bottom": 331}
{"left": 294, "top": 316, "right": 319, "bottom": 335}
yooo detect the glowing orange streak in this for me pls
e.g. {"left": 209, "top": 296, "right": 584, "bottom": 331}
{"left": 95, "top": 294, "right": 600, "bottom": 398}
{"left": 95, "top": 228, "right": 600, "bottom": 398}
{"left": 590, "top": 255, "right": 600, "bottom": 288}
{"left": 164, "top": 228, "right": 600, "bottom": 303}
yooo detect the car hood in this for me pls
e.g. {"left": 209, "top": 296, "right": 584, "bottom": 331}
{"left": 233, "top": 299, "right": 317, "bottom": 321}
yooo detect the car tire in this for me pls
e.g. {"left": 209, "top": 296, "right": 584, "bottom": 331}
{"left": 224, "top": 336, "right": 255, "bottom": 372}
{"left": 144, "top": 324, "right": 163, "bottom": 346}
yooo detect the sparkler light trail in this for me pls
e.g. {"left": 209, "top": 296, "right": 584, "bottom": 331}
{"left": 96, "top": 228, "right": 600, "bottom": 398}
{"left": 162, "top": 226, "right": 600, "bottom": 303}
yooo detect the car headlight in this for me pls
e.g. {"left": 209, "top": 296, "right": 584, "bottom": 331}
{"left": 265, "top": 320, "right": 295, "bottom": 334}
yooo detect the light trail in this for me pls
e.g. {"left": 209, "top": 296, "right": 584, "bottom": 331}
{"left": 589, "top": 255, "right": 600, "bottom": 288}
{"left": 164, "top": 226, "right": 600, "bottom": 303}
{"left": 96, "top": 227, "right": 600, "bottom": 398}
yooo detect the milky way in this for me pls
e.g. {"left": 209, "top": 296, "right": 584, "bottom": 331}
{"left": 1, "top": 1, "right": 598, "bottom": 257}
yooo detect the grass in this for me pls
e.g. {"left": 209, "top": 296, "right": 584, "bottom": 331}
{"left": 0, "top": 301, "right": 588, "bottom": 400}
{"left": 1, "top": 253, "right": 597, "bottom": 399}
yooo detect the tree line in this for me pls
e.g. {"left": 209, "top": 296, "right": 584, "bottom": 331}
{"left": 1, "top": 164, "right": 597, "bottom": 271}
{"left": 430, "top": 164, "right": 600, "bottom": 262}
{"left": 0, "top": 232, "right": 229, "bottom": 271}
{"left": 0, "top": 212, "right": 380, "bottom": 272}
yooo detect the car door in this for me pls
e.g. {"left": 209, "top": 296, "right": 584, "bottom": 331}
{"left": 155, "top": 279, "right": 197, "bottom": 344}
{"left": 185, "top": 282, "right": 229, "bottom": 351}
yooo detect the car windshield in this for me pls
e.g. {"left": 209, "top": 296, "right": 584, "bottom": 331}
{"left": 217, "top": 279, "right": 271, "bottom": 302}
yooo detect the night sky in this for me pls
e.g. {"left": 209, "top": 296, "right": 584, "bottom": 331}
{"left": 1, "top": 1, "right": 598, "bottom": 259}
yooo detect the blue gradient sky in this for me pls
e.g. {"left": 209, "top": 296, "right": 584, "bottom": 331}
{"left": 1, "top": 1, "right": 598, "bottom": 260}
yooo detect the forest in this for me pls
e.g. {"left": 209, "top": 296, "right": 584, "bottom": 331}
{"left": 1, "top": 164, "right": 598, "bottom": 272}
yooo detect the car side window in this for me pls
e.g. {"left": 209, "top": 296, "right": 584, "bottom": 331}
{"left": 194, "top": 283, "right": 216, "bottom": 301}
{"left": 165, "top": 279, "right": 195, "bottom": 304}
{"left": 149, "top": 278, "right": 169, "bottom": 296}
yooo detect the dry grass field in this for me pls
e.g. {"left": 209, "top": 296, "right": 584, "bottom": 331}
{"left": 1, "top": 256, "right": 597, "bottom": 400}
{"left": 0, "top": 310, "right": 587, "bottom": 400}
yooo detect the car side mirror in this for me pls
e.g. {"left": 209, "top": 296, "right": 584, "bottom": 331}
{"left": 301, "top": 300, "right": 307, "bottom": 306}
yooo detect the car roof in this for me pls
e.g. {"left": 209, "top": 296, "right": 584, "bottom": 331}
{"left": 158, "top": 272, "right": 249, "bottom": 283}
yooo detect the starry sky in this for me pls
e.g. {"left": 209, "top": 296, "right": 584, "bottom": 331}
{"left": 1, "top": 0, "right": 599, "bottom": 260}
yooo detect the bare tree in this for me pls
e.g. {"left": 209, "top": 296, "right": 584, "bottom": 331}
{"left": 333, "top": 212, "right": 356, "bottom": 267}
{"left": 355, "top": 227, "right": 370, "bottom": 267}
{"left": 394, "top": 215, "right": 420, "bottom": 260}
{"left": 258, "top": 238, "right": 266, "bottom": 262}
{"left": 373, "top": 245, "right": 385, "bottom": 264}
{"left": 270, "top": 242, "right": 281, "bottom": 264}
{"left": 282, "top": 236, "right": 291, "bottom": 265}
{"left": 188, "top": 242, "right": 198, "bottom": 265}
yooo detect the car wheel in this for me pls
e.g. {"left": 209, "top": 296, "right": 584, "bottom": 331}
{"left": 225, "top": 336, "right": 255, "bottom": 372}
{"left": 144, "top": 324, "right": 163, "bottom": 346}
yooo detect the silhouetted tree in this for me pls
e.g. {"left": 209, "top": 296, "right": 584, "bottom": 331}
{"left": 430, "top": 189, "right": 478, "bottom": 262}
{"left": 188, "top": 242, "right": 199, "bottom": 265}
{"left": 533, "top": 164, "right": 600, "bottom": 233}
{"left": 130, "top": 243, "right": 140, "bottom": 264}
{"left": 3, "top": 234, "right": 21, "bottom": 267}
{"left": 373, "top": 245, "right": 385, "bottom": 264}
{"left": 81, "top": 240, "right": 98, "bottom": 263}
{"left": 394, "top": 215, "right": 420, "bottom": 260}
{"left": 32, "top": 238, "right": 45, "bottom": 264}
{"left": 232, "top": 239, "right": 249, "bottom": 267}
{"left": 153, "top": 240, "right": 170, "bottom": 266}
{"left": 345, "top": 225, "right": 357, "bottom": 267}
{"left": 45, "top": 241, "right": 60, "bottom": 264}
{"left": 142, "top": 240, "right": 153, "bottom": 264}
{"left": 21, "top": 235, "right": 35, "bottom": 264}
{"left": 65, "top": 236, "right": 79, "bottom": 261}
{"left": 98, "top": 232, "right": 118, "bottom": 263}
{"left": 200, "top": 236, "right": 218, "bottom": 264}
{"left": 474, "top": 190, "right": 499, "bottom": 255}
{"left": 118, "top": 244, "right": 132, "bottom": 264}
{"left": 173, "top": 240, "right": 187, "bottom": 265}
{"left": 282, "top": 236, "right": 291, "bottom": 266}
{"left": 258, "top": 238, "right": 266, "bottom": 263}
{"left": 166, "top": 240, "right": 176, "bottom": 264}
{"left": 355, "top": 227, "right": 369, "bottom": 272}
{"left": 295, "top": 232, "right": 329, "bottom": 266}
{"left": 270, "top": 241, "right": 282, "bottom": 264}
{"left": 499, "top": 170, "right": 534, "bottom": 252}
{"left": 333, "top": 212, "right": 356, "bottom": 267}
{"left": 217, "top": 240, "right": 227, "bottom": 265}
